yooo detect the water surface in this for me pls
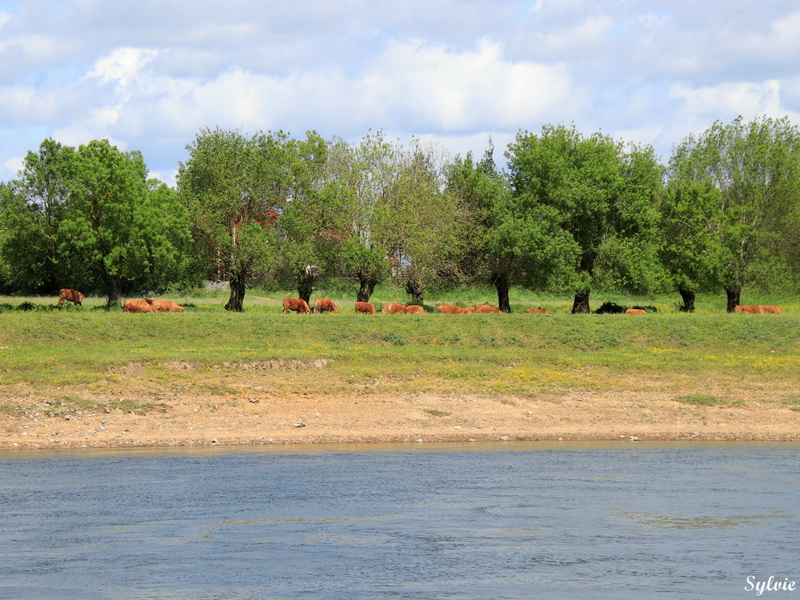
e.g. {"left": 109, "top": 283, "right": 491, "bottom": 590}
{"left": 1, "top": 442, "right": 798, "bottom": 599}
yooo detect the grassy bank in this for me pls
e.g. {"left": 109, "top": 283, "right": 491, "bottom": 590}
{"left": 1, "top": 294, "right": 799, "bottom": 414}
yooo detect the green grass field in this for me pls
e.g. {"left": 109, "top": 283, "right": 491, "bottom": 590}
{"left": 1, "top": 289, "right": 798, "bottom": 410}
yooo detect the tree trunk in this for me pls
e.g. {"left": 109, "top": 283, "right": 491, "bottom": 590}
{"left": 405, "top": 278, "right": 425, "bottom": 305}
{"left": 725, "top": 287, "right": 741, "bottom": 313}
{"left": 572, "top": 290, "right": 591, "bottom": 314}
{"left": 492, "top": 273, "right": 511, "bottom": 313}
{"left": 105, "top": 280, "right": 121, "bottom": 307}
{"left": 678, "top": 288, "right": 696, "bottom": 312}
{"left": 298, "top": 276, "right": 314, "bottom": 306}
{"left": 357, "top": 276, "right": 377, "bottom": 302}
{"left": 225, "top": 274, "right": 246, "bottom": 312}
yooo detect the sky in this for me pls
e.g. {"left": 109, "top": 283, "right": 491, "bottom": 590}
{"left": 1, "top": 0, "right": 799, "bottom": 185}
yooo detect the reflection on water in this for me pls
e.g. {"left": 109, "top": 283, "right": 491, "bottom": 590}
{"left": 618, "top": 511, "right": 795, "bottom": 530}
{"left": 1, "top": 442, "right": 798, "bottom": 599}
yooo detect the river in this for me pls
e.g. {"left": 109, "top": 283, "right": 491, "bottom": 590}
{"left": 1, "top": 442, "right": 798, "bottom": 599}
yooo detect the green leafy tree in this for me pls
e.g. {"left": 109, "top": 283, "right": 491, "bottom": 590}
{"left": 668, "top": 115, "right": 800, "bottom": 310}
{"left": 448, "top": 142, "right": 576, "bottom": 312}
{"left": 178, "top": 128, "right": 292, "bottom": 311}
{"left": 384, "top": 138, "right": 464, "bottom": 305}
{"left": 324, "top": 131, "right": 395, "bottom": 302}
{"left": 658, "top": 180, "right": 724, "bottom": 311}
{"left": 0, "top": 139, "right": 76, "bottom": 293}
{"left": 507, "top": 125, "right": 663, "bottom": 312}
{"left": 1, "top": 138, "right": 193, "bottom": 303}
{"left": 271, "top": 132, "right": 340, "bottom": 304}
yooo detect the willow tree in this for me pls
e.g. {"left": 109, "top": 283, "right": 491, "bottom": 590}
{"left": 668, "top": 115, "right": 800, "bottom": 311}
{"left": 178, "top": 128, "right": 292, "bottom": 311}
{"left": 447, "top": 142, "right": 576, "bottom": 312}
{"left": 324, "top": 132, "right": 395, "bottom": 302}
{"left": 271, "top": 132, "right": 342, "bottom": 304}
{"left": 383, "top": 138, "right": 464, "bottom": 305}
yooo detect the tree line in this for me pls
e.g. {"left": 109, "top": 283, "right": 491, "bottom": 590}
{"left": 1, "top": 115, "right": 798, "bottom": 312}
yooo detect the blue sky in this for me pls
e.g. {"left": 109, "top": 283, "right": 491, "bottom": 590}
{"left": 1, "top": 0, "right": 799, "bottom": 184}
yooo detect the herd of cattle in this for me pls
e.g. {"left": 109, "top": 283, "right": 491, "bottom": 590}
{"left": 55, "top": 288, "right": 782, "bottom": 315}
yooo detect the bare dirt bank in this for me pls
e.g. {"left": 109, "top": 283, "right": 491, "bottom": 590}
{"left": 2, "top": 389, "right": 799, "bottom": 451}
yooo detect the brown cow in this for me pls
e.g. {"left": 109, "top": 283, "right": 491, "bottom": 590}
{"left": 475, "top": 305, "right": 502, "bottom": 314}
{"left": 313, "top": 298, "right": 339, "bottom": 314}
{"left": 142, "top": 298, "right": 185, "bottom": 312}
{"left": 437, "top": 304, "right": 473, "bottom": 314}
{"left": 405, "top": 305, "right": 424, "bottom": 314}
{"left": 625, "top": 308, "right": 647, "bottom": 315}
{"left": 382, "top": 302, "right": 407, "bottom": 314}
{"left": 283, "top": 297, "right": 311, "bottom": 314}
{"left": 525, "top": 308, "right": 549, "bottom": 314}
{"left": 735, "top": 305, "right": 765, "bottom": 314}
{"left": 759, "top": 305, "right": 782, "bottom": 314}
{"left": 58, "top": 288, "right": 84, "bottom": 306}
{"left": 123, "top": 299, "right": 155, "bottom": 313}
{"left": 437, "top": 304, "right": 462, "bottom": 314}
{"left": 355, "top": 301, "right": 376, "bottom": 314}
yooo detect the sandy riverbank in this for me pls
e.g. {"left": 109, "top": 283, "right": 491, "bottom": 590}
{"left": 2, "top": 388, "right": 799, "bottom": 451}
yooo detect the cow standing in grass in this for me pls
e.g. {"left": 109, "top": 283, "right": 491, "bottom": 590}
{"left": 58, "top": 289, "right": 84, "bottom": 306}
{"left": 313, "top": 298, "right": 339, "bottom": 314}
{"left": 355, "top": 301, "right": 376, "bottom": 314}
{"left": 283, "top": 297, "right": 311, "bottom": 314}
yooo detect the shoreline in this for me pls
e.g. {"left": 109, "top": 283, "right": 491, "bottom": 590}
{"left": 3, "top": 391, "right": 799, "bottom": 451}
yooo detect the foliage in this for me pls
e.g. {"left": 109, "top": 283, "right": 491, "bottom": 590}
{"left": 506, "top": 125, "right": 664, "bottom": 311}
{"left": 0, "top": 139, "right": 194, "bottom": 302}
{"left": 178, "top": 128, "right": 291, "bottom": 310}
{"left": 3, "top": 115, "right": 800, "bottom": 305}
{"left": 667, "top": 115, "right": 800, "bottom": 309}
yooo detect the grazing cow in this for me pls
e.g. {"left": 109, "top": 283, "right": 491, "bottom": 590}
{"left": 625, "top": 308, "right": 647, "bottom": 315}
{"left": 525, "top": 308, "right": 549, "bottom": 314}
{"left": 58, "top": 288, "right": 84, "bottom": 306}
{"left": 475, "top": 305, "right": 502, "bottom": 314}
{"left": 405, "top": 305, "right": 424, "bottom": 314}
{"left": 381, "top": 302, "right": 407, "bottom": 314}
{"left": 313, "top": 298, "right": 339, "bottom": 314}
{"left": 283, "top": 297, "right": 311, "bottom": 314}
{"left": 759, "top": 305, "right": 782, "bottom": 314}
{"left": 142, "top": 298, "right": 185, "bottom": 312}
{"left": 123, "top": 299, "right": 155, "bottom": 313}
{"left": 355, "top": 301, "right": 376, "bottom": 314}
{"left": 735, "top": 305, "right": 765, "bottom": 314}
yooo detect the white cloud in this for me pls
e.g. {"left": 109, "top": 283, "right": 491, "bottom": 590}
{"left": 87, "top": 47, "right": 159, "bottom": 90}
{"left": 3, "top": 0, "right": 800, "bottom": 185}
{"left": 357, "top": 38, "right": 579, "bottom": 132}
{"left": 670, "top": 80, "right": 784, "bottom": 120}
